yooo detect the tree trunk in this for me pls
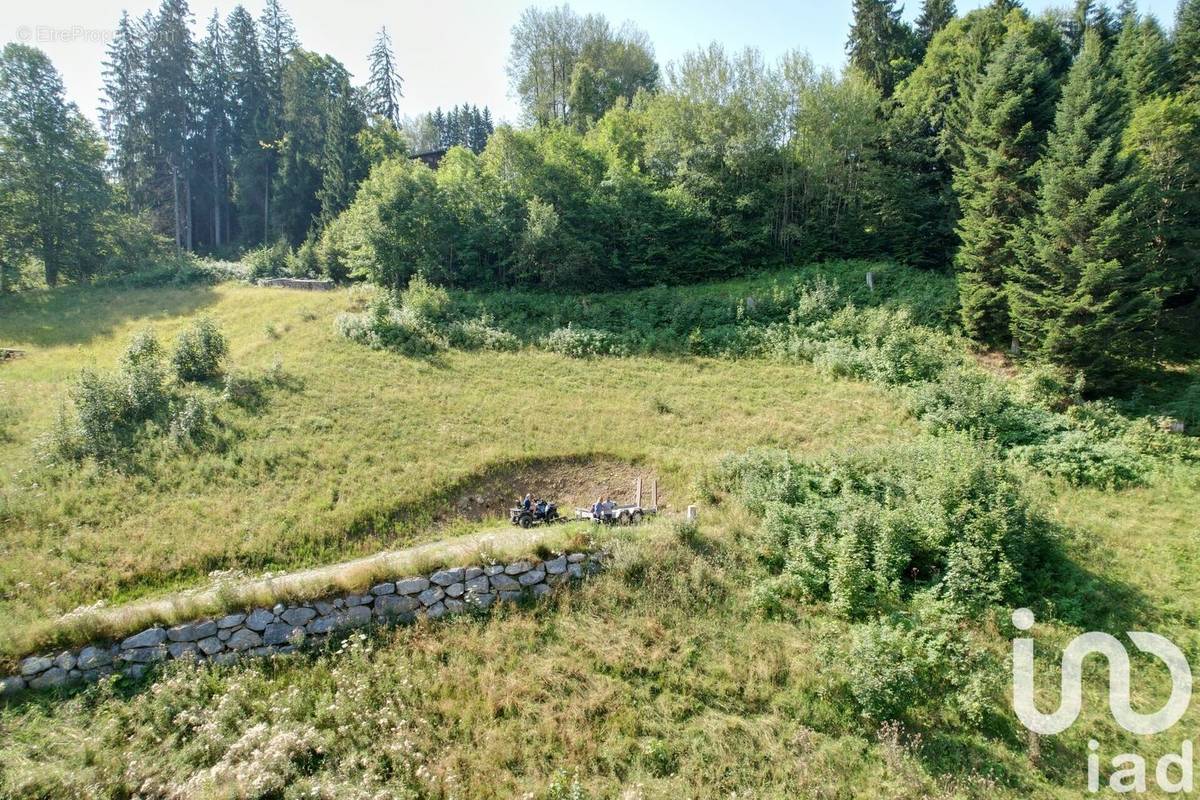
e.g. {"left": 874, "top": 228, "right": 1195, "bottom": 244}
{"left": 264, "top": 161, "right": 271, "bottom": 244}
{"left": 185, "top": 175, "right": 193, "bottom": 252}
{"left": 171, "top": 162, "right": 182, "bottom": 252}
{"left": 212, "top": 153, "right": 221, "bottom": 249}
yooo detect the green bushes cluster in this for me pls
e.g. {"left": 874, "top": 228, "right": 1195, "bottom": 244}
{"left": 713, "top": 441, "right": 1056, "bottom": 617}
{"left": 539, "top": 325, "right": 629, "bottom": 358}
{"left": 39, "top": 320, "right": 259, "bottom": 466}
{"left": 171, "top": 317, "right": 228, "bottom": 382}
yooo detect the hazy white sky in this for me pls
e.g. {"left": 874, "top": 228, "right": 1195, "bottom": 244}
{"left": 6, "top": 0, "right": 1184, "bottom": 126}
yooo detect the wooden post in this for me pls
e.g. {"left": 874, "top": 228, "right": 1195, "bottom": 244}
{"left": 651, "top": 480, "right": 658, "bottom": 511}
{"left": 866, "top": 271, "right": 875, "bottom": 292}
{"left": 686, "top": 505, "right": 698, "bottom": 522}
{"left": 635, "top": 477, "right": 642, "bottom": 507}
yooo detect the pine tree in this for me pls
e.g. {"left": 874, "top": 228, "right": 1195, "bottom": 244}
{"left": 226, "top": 4, "right": 270, "bottom": 245}
{"left": 846, "top": 0, "right": 916, "bottom": 96}
{"left": 196, "top": 11, "right": 231, "bottom": 250}
{"left": 916, "top": 0, "right": 957, "bottom": 50}
{"left": 143, "top": 0, "right": 196, "bottom": 250}
{"left": 1113, "top": 13, "right": 1171, "bottom": 105}
{"left": 100, "top": 11, "right": 150, "bottom": 211}
{"left": 1173, "top": 0, "right": 1200, "bottom": 94}
{"left": 1012, "top": 31, "right": 1157, "bottom": 386}
{"left": 953, "top": 25, "right": 1059, "bottom": 345}
{"left": 367, "top": 26, "right": 403, "bottom": 127}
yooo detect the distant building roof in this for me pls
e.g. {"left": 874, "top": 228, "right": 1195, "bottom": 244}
{"left": 410, "top": 148, "right": 448, "bottom": 169}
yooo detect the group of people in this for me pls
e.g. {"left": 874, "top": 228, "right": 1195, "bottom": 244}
{"left": 520, "top": 493, "right": 551, "bottom": 516}
{"left": 590, "top": 497, "right": 616, "bottom": 518}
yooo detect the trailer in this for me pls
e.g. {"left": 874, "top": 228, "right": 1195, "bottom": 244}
{"left": 576, "top": 477, "right": 658, "bottom": 526}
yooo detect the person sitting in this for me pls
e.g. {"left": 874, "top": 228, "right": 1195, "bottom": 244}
{"left": 591, "top": 497, "right": 603, "bottom": 518}
{"left": 522, "top": 493, "right": 532, "bottom": 511}
{"left": 536, "top": 498, "right": 547, "bottom": 516}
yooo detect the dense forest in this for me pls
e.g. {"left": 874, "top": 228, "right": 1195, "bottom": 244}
{"left": 0, "top": 0, "right": 1198, "bottom": 386}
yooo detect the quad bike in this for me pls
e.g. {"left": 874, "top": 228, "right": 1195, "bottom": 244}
{"left": 510, "top": 502, "right": 559, "bottom": 528}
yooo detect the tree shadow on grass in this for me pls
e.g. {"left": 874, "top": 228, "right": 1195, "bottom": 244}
{"left": 0, "top": 283, "right": 220, "bottom": 349}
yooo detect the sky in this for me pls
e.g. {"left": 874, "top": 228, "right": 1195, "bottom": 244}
{"left": 7, "top": 0, "right": 1185, "bottom": 127}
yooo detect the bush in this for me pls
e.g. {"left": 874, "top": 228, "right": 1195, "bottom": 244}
{"left": 244, "top": 239, "right": 291, "bottom": 280}
{"left": 1012, "top": 431, "right": 1147, "bottom": 489}
{"left": 397, "top": 275, "right": 452, "bottom": 327}
{"left": 540, "top": 325, "right": 628, "bottom": 358}
{"left": 1167, "top": 379, "right": 1200, "bottom": 429}
{"left": 171, "top": 318, "right": 228, "bottom": 382}
{"left": 731, "top": 440, "right": 1056, "bottom": 616}
{"left": 907, "top": 367, "right": 1063, "bottom": 447}
{"left": 448, "top": 316, "right": 521, "bottom": 352}
{"left": 168, "top": 395, "right": 216, "bottom": 448}
{"left": 287, "top": 238, "right": 321, "bottom": 278}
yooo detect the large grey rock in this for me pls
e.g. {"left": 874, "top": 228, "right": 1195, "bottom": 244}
{"left": 444, "top": 598, "right": 465, "bottom": 614}
{"left": 530, "top": 583, "right": 551, "bottom": 597}
{"left": 370, "top": 582, "right": 395, "bottom": 596}
{"left": 518, "top": 569, "right": 546, "bottom": 586}
{"left": 18, "top": 656, "right": 48, "bottom": 678}
{"left": 1, "top": 676, "right": 26, "bottom": 696}
{"left": 345, "top": 594, "right": 371, "bottom": 607}
{"left": 281, "top": 607, "right": 316, "bottom": 626}
{"left": 425, "top": 601, "right": 447, "bottom": 620}
{"left": 53, "top": 652, "right": 76, "bottom": 672}
{"left": 121, "top": 627, "right": 167, "bottom": 650}
{"left": 568, "top": 563, "right": 584, "bottom": 579}
{"left": 217, "top": 613, "right": 246, "bottom": 629}
{"left": 470, "top": 592, "right": 496, "bottom": 610}
{"left": 218, "top": 629, "right": 232, "bottom": 642}
{"left": 211, "top": 652, "right": 239, "bottom": 666}
{"left": 168, "top": 642, "right": 198, "bottom": 660}
{"left": 81, "top": 666, "right": 114, "bottom": 683}
{"left": 417, "top": 587, "right": 444, "bottom": 607}
{"left": 567, "top": 552, "right": 586, "bottom": 563}
{"left": 489, "top": 573, "right": 520, "bottom": 591}
{"left": 226, "top": 628, "right": 263, "bottom": 651}
{"left": 197, "top": 636, "right": 224, "bottom": 656}
{"left": 314, "top": 600, "right": 336, "bottom": 616}
{"left": 465, "top": 567, "right": 484, "bottom": 580}
{"left": 29, "top": 667, "right": 68, "bottom": 689}
{"left": 245, "top": 609, "right": 275, "bottom": 631}
{"left": 263, "top": 623, "right": 304, "bottom": 647}
{"left": 465, "top": 576, "right": 490, "bottom": 594}
{"left": 375, "top": 594, "right": 420, "bottom": 618}
{"left": 484, "top": 565, "right": 504, "bottom": 576}
{"left": 544, "top": 556, "right": 568, "bottom": 575}
{"left": 444, "top": 582, "right": 465, "bottom": 598}
{"left": 395, "top": 577, "right": 429, "bottom": 595}
{"left": 123, "top": 664, "right": 149, "bottom": 680}
{"left": 429, "top": 568, "right": 464, "bottom": 586}
{"left": 504, "top": 561, "right": 532, "bottom": 576}
{"left": 77, "top": 646, "right": 112, "bottom": 670}
{"left": 168, "top": 620, "right": 217, "bottom": 642}
{"left": 307, "top": 615, "right": 340, "bottom": 635}
{"left": 498, "top": 590, "right": 523, "bottom": 603}
{"left": 345, "top": 605, "right": 372, "bottom": 626}
{"left": 121, "top": 647, "right": 165, "bottom": 664}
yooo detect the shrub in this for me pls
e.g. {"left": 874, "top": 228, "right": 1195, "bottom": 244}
{"left": 397, "top": 274, "right": 452, "bottom": 327}
{"left": 1012, "top": 431, "right": 1147, "bottom": 489}
{"left": 1167, "top": 379, "right": 1200, "bottom": 430}
{"left": 287, "top": 238, "right": 321, "bottom": 278}
{"left": 448, "top": 316, "right": 521, "bottom": 352}
{"left": 702, "top": 448, "right": 818, "bottom": 514}
{"left": 168, "top": 395, "right": 216, "bottom": 448}
{"left": 907, "top": 367, "right": 1063, "bottom": 447}
{"left": 171, "top": 318, "right": 228, "bottom": 382}
{"left": 244, "top": 239, "right": 291, "bottom": 280}
{"left": 733, "top": 440, "right": 1055, "bottom": 616}
{"left": 1015, "top": 363, "right": 1082, "bottom": 412}
{"left": 540, "top": 325, "right": 628, "bottom": 358}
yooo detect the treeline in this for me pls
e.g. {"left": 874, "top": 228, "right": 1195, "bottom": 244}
{"left": 404, "top": 105, "right": 496, "bottom": 154}
{"left": 318, "top": 0, "right": 1198, "bottom": 387}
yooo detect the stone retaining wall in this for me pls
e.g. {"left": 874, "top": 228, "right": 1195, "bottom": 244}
{"left": 258, "top": 278, "right": 335, "bottom": 291}
{"left": 1, "top": 551, "right": 605, "bottom": 696}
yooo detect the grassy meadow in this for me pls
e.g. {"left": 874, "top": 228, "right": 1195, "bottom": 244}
{"left": 1, "top": 265, "right": 1199, "bottom": 798}
{"left": 0, "top": 272, "right": 915, "bottom": 656}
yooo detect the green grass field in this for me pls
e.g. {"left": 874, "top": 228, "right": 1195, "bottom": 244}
{"left": 2, "top": 268, "right": 1199, "bottom": 798}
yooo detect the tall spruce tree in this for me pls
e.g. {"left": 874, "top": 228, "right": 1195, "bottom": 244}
{"left": 953, "top": 25, "right": 1058, "bottom": 345}
{"left": 916, "top": 0, "right": 957, "bottom": 50}
{"left": 846, "top": 0, "right": 916, "bottom": 97}
{"left": 226, "top": 4, "right": 271, "bottom": 245}
{"left": 195, "top": 11, "right": 232, "bottom": 250}
{"left": 1012, "top": 31, "right": 1157, "bottom": 386}
{"left": 367, "top": 26, "right": 403, "bottom": 127}
{"left": 1173, "top": 0, "right": 1200, "bottom": 94}
{"left": 99, "top": 11, "right": 150, "bottom": 212}
{"left": 1113, "top": 13, "right": 1171, "bottom": 105}
{"left": 143, "top": 0, "right": 196, "bottom": 251}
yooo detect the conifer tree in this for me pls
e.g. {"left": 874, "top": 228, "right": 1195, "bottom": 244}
{"left": 1012, "top": 31, "right": 1157, "bottom": 385}
{"left": 915, "top": 0, "right": 957, "bottom": 50}
{"left": 143, "top": 0, "right": 196, "bottom": 250}
{"left": 847, "top": 0, "right": 916, "bottom": 97}
{"left": 196, "top": 11, "right": 231, "bottom": 249}
{"left": 1113, "top": 13, "right": 1171, "bottom": 104}
{"left": 226, "top": 4, "right": 270, "bottom": 245}
{"left": 1173, "top": 0, "right": 1200, "bottom": 94}
{"left": 367, "top": 26, "right": 403, "bottom": 127}
{"left": 100, "top": 11, "right": 150, "bottom": 211}
{"left": 953, "top": 24, "right": 1058, "bottom": 345}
